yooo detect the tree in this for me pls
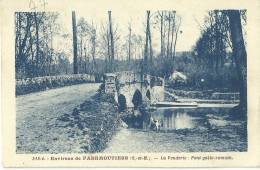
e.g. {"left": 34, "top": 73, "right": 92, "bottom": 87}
{"left": 166, "top": 12, "right": 172, "bottom": 58}
{"left": 169, "top": 11, "right": 176, "bottom": 58}
{"left": 15, "top": 12, "right": 71, "bottom": 78}
{"left": 172, "top": 16, "right": 181, "bottom": 59}
{"left": 43, "top": 13, "right": 60, "bottom": 76}
{"left": 194, "top": 11, "right": 229, "bottom": 72}
{"left": 100, "top": 24, "right": 110, "bottom": 72}
{"left": 143, "top": 10, "right": 153, "bottom": 74}
{"left": 129, "top": 34, "right": 143, "bottom": 61}
{"left": 108, "top": 11, "right": 115, "bottom": 72}
{"left": 128, "top": 23, "right": 132, "bottom": 63}
{"left": 72, "top": 11, "right": 78, "bottom": 74}
{"left": 90, "top": 24, "right": 97, "bottom": 74}
{"left": 154, "top": 11, "right": 181, "bottom": 78}
{"left": 157, "top": 11, "right": 165, "bottom": 57}
{"left": 15, "top": 13, "right": 33, "bottom": 78}
{"left": 227, "top": 10, "right": 247, "bottom": 115}
{"left": 77, "top": 17, "right": 90, "bottom": 73}
{"left": 100, "top": 21, "right": 120, "bottom": 73}
{"left": 34, "top": 12, "right": 40, "bottom": 76}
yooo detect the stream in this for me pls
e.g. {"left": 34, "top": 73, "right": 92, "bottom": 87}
{"left": 104, "top": 107, "right": 247, "bottom": 152}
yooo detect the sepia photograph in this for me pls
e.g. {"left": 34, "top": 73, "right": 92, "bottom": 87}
{"left": 15, "top": 9, "right": 247, "bottom": 153}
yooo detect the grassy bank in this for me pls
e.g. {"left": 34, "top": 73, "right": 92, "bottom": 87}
{"left": 166, "top": 87, "right": 239, "bottom": 100}
{"left": 57, "top": 91, "right": 121, "bottom": 153}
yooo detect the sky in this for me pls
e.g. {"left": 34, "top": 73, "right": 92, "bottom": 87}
{"left": 54, "top": 9, "right": 208, "bottom": 61}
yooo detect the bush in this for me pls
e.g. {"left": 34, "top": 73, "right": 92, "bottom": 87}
{"left": 16, "top": 74, "right": 95, "bottom": 95}
{"left": 185, "top": 66, "right": 240, "bottom": 90}
{"left": 166, "top": 56, "right": 240, "bottom": 91}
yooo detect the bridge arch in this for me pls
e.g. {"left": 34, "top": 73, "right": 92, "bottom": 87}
{"left": 118, "top": 94, "right": 127, "bottom": 112}
{"left": 146, "top": 90, "right": 151, "bottom": 100}
{"left": 132, "top": 89, "right": 142, "bottom": 109}
{"left": 104, "top": 71, "right": 165, "bottom": 109}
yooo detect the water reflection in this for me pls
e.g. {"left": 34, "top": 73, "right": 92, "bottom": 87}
{"left": 104, "top": 107, "right": 247, "bottom": 153}
{"left": 144, "top": 108, "right": 202, "bottom": 131}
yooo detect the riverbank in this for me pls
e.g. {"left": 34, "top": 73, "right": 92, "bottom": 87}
{"left": 105, "top": 107, "right": 247, "bottom": 153}
{"left": 57, "top": 91, "right": 122, "bottom": 153}
{"left": 166, "top": 87, "right": 239, "bottom": 100}
{"left": 54, "top": 86, "right": 246, "bottom": 153}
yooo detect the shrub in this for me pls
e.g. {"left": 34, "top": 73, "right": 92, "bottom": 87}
{"left": 16, "top": 74, "right": 95, "bottom": 95}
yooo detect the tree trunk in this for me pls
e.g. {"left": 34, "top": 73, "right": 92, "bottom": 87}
{"left": 106, "top": 28, "right": 111, "bottom": 72}
{"left": 143, "top": 11, "right": 150, "bottom": 74}
{"left": 166, "top": 13, "right": 171, "bottom": 58}
{"left": 19, "top": 14, "right": 31, "bottom": 78}
{"left": 72, "top": 11, "right": 78, "bottom": 74}
{"left": 148, "top": 19, "right": 153, "bottom": 65}
{"left": 50, "top": 26, "right": 54, "bottom": 76}
{"left": 15, "top": 13, "right": 21, "bottom": 60}
{"left": 228, "top": 10, "right": 247, "bottom": 114}
{"left": 80, "top": 37, "right": 83, "bottom": 73}
{"left": 170, "top": 12, "right": 176, "bottom": 59}
{"left": 84, "top": 46, "right": 87, "bottom": 73}
{"left": 160, "top": 12, "right": 165, "bottom": 57}
{"left": 34, "top": 12, "right": 40, "bottom": 76}
{"left": 91, "top": 30, "right": 97, "bottom": 74}
{"left": 108, "top": 11, "right": 115, "bottom": 72}
{"left": 173, "top": 19, "right": 181, "bottom": 59}
{"left": 29, "top": 28, "right": 34, "bottom": 77}
{"left": 128, "top": 24, "right": 132, "bottom": 63}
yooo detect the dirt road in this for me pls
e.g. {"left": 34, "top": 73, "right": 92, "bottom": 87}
{"left": 16, "top": 83, "right": 100, "bottom": 153}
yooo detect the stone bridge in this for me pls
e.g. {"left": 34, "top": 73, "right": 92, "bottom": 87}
{"left": 103, "top": 71, "right": 165, "bottom": 111}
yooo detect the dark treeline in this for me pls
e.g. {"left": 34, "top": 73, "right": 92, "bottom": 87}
{"left": 15, "top": 11, "right": 144, "bottom": 79}
{"left": 15, "top": 12, "right": 70, "bottom": 78}
{"left": 143, "top": 11, "right": 182, "bottom": 77}
{"left": 185, "top": 10, "right": 243, "bottom": 90}
{"left": 193, "top": 10, "right": 247, "bottom": 113}
{"left": 15, "top": 10, "right": 247, "bottom": 113}
{"left": 15, "top": 11, "right": 182, "bottom": 79}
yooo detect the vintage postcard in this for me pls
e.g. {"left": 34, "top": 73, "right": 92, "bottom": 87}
{"left": 1, "top": 0, "right": 260, "bottom": 167}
